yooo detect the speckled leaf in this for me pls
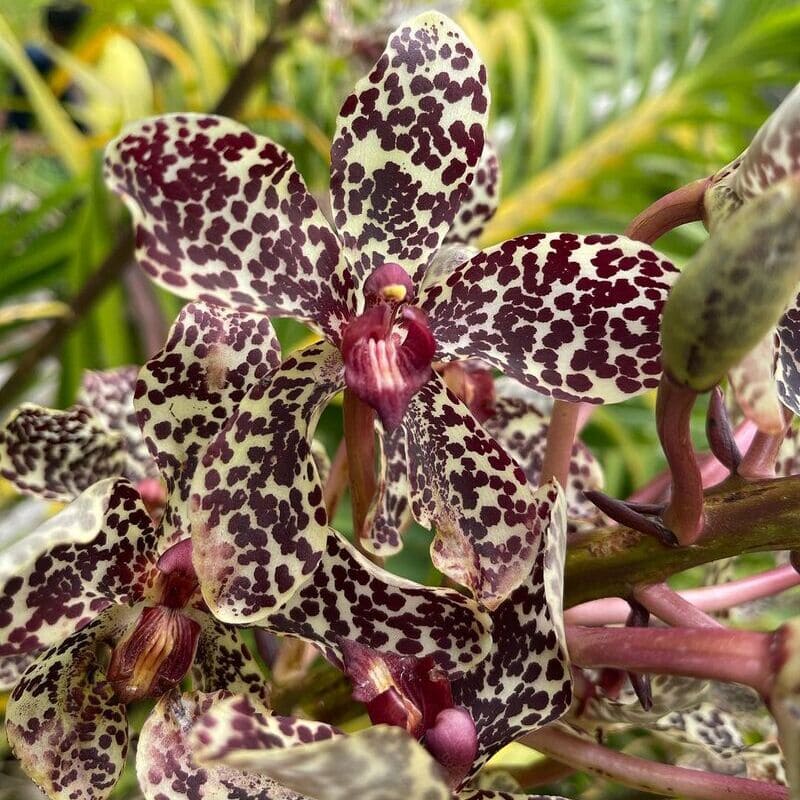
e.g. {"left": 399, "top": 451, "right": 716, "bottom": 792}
{"left": 728, "top": 332, "right": 785, "bottom": 434}
{"left": 79, "top": 366, "right": 158, "bottom": 482}
{"left": 330, "top": 11, "right": 489, "bottom": 282}
{"left": 484, "top": 387, "right": 604, "bottom": 529}
{"left": 137, "top": 302, "right": 281, "bottom": 550}
{"left": 421, "top": 233, "right": 678, "bottom": 403}
{"left": 0, "top": 404, "right": 125, "bottom": 502}
{"left": 734, "top": 83, "right": 800, "bottom": 201}
{"left": 362, "top": 424, "right": 411, "bottom": 557}
{"left": 190, "top": 342, "right": 344, "bottom": 624}
{"left": 776, "top": 423, "right": 800, "bottom": 477}
{"left": 400, "top": 373, "right": 544, "bottom": 609}
{"left": 776, "top": 300, "right": 800, "bottom": 416}
{"left": 194, "top": 705, "right": 448, "bottom": 800}
{"left": 0, "top": 478, "right": 158, "bottom": 658}
{"left": 104, "top": 114, "right": 356, "bottom": 342}
{"left": 6, "top": 611, "right": 131, "bottom": 800}
{"left": 262, "top": 529, "right": 491, "bottom": 672}
{"left": 453, "top": 482, "right": 571, "bottom": 774}
{"left": 138, "top": 690, "right": 309, "bottom": 800}
{"left": 444, "top": 139, "right": 500, "bottom": 247}
{"left": 188, "top": 610, "right": 269, "bottom": 701}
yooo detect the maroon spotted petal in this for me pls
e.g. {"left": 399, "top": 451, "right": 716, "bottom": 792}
{"left": 79, "top": 366, "right": 158, "bottom": 482}
{"left": 420, "top": 233, "right": 679, "bottom": 404}
{"left": 192, "top": 698, "right": 449, "bottom": 800}
{"left": 443, "top": 139, "right": 500, "bottom": 247}
{"left": 188, "top": 610, "right": 270, "bottom": 702}
{"left": 734, "top": 83, "right": 800, "bottom": 202}
{"left": 138, "top": 690, "right": 310, "bottom": 800}
{"left": 190, "top": 342, "right": 345, "bottom": 624}
{"left": 330, "top": 11, "right": 489, "bottom": 282}
{"left": 0, "top": 404, "right": 126, "bottom": 502}
{"left": 453, "top": 482, "right": 571, "bottom": 774}
{"left": 0, "top": 650, "right": 39, "bottom": 691}
{"left": 7, "top": 610, "right": 131, "bottom": 800}
{"left": 261, "top": 530, "right": 491, "bottom": 673}
{"left": 104, "top": 114, "right": 357, "bottom": 343}
{"left": 400, "top": 374, "right": 544, "bottom": 609}
{"left": 136, "top": 302, "right": 282, "bottom": 551}
{"left": 729, "top": 332, "right": 785, "bottom": 434}
{"left": 776, "top": 300, "right": 800, "bottom": 417}
{"left": 0, "top": 478, "right": 159, "bottom": 659}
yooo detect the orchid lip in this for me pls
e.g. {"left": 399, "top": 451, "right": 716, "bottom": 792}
{"left": 107, "top": 606, "right": 200, "bottom": 703}
{"left": 341, "top": 303, "right": 436, "bottom": 430}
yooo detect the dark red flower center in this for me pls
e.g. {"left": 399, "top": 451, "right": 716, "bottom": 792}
{"left": 341, "top": 263, "right": 436, "bottom": 430}
{"left": 341, "top": 639, "right": 477, "bottom": 788}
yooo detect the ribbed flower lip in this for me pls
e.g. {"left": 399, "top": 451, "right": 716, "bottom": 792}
{"left": 341, "top": 303, "right": 435, "bottom": 430}
{"left": 107, "top": 606, "right": 200, "bottom": 703}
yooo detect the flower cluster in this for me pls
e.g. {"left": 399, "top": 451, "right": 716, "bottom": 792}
{"left": 2, "top": 9, "right": 800, "bottom": 800}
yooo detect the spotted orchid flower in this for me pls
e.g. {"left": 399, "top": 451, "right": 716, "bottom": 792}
{"left": 104, "top": 11, "right": 677, "bottom": 618}
{"left": 701, "top": 82, "right": 800, "bottom": 433}
{"left": 572, "top": 673, "right": 786, "bottom": 784}
{"left": 368, "top": 366, "right": 604, "bottom": 556}
{"left": 185, "top": 482, "right": 569, "bottom": 799}
{"left": 0, "top": 366, "right": 158, "bottom": 505}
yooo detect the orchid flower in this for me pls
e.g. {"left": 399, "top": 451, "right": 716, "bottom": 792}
{"left": 0, "top": 365, "right": 158, "bottom": 505}
{"left": 572, "top": 673, "right": 786, "bottom": 784}
{"left": 176, "top": 483, "right": 570, "bottom": 799}
{"left": 701, "top": 82, "right": 800, "bottom": 434}
{"left": 104, "top": 11, "right": 677, "bottom": 619}
{"left": 0, "top": 300, "right": 292, "bottom": 799}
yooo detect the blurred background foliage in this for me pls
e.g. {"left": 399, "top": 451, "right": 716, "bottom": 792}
{"left": 1, "top": 1, "right": 800, "bottom": 798}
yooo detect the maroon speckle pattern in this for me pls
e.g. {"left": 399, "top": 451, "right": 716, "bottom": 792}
{"left": 189, "top": 342, "right": 345, "bottom": 623}
{"left": 0, "top": 478, "right": 159, "bottom": 660}
{"left": 777, "top": 301, "right": 800, "bottom": 416}
{"left": 263, "top": 530, "right": 491, "bottom": 672}
{"left": 105, "top": 114, "right": 357, "bottom": 343}
{"left": 420, "top": 233, "right": 679, "bottom": 404}
{"left": 135, "top": 302, "right": 281, "bottom": 551}
{"left": 330, "top": 13, "right": 489, "bottom": 282}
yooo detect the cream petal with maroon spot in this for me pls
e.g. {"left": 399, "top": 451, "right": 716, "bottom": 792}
{"left": 0, "top": 478, "right": 159, "bottom": 659}
{"left": 0, "top": 404, "right": 126, "bottom": 502}
{"left": 261, "top": 529, "right": 491, "bottom": 672}
{"left": 6, "top": 610, "right": 132, "bottom": 800}
{"left": 136, "top": 302, "right": 281, "bottom": 552}
{"left": 453, "top": 482, "right": 571, "bottom": 776}
{"left": 443, "top": 138, "right": 500, "bottom": 247}
{"left": 400, "top": 374, "right": 545, "bottom": 609}
{"left": 330, "top": 11, "right": 490, "bottom": 283}
{"left": 733, "top": 82, "right": 800, "bottom": 202}
{"left": 777, "top": 299, "right": 800, "bottom": 416}
{"left": 78, "top": 366, "right": 158, "bottom": 482}
{"left": 104, "top": 114, "right": 357, "bottom": 343}
{"left": 420, "top": 233, "right": 679, "bottom": 404}
{"left": 190, "top": 341, "right": 345, "bottom": 624}
{"left": 137, "top": 690, "right": 315, "bottom": 800}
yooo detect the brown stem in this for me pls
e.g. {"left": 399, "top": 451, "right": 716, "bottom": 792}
{"left": 124, "top": 265, "right": 169, "bottom": 358}
{"left": 566, "top": 564, "right": 800, "bottom": 626}
{"left": 633, "top": 582, "right": 724, "bottom": 628}
{"left": 656, "top": 373, "right": 704, "bottom": 544}
{"left": 323, "top": 439, "right": 349, "bottom": 519}
{"left": 0, "top": 0, "right": 316, "bottom": 412}
{"left": 343, "top": 389, "right": 379, "bottom": 557}
{"left": 524, "top": 725, "right": 787, "bottom": 800}
{"left": 539, "top": 399, "right": 580, "bottom": 490}
{"left": 624, "top": 176, "right": 712, "bottom": 244}
{"left": 738, "top": 407, "right": 792, "bottom": 479}
{"left": 565, "top": 475, "right": 800, "bottom": 606}
{"left": 566, "top": 624, "right": 773, "bottom": 696}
